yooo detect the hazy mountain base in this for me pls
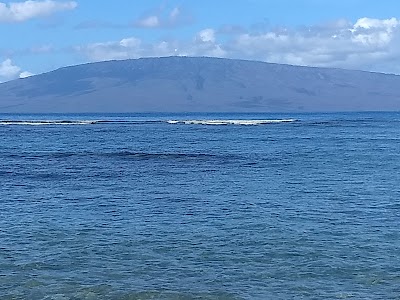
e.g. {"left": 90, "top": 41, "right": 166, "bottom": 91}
{"left": 0, "top": 56, "right": 400, "bottom": 113}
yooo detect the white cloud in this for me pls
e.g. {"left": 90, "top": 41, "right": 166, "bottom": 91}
{"left": 196, "top": 28, "right": 216, "bottom": 43}
{"left": 0, "top": 58, "right": 20, "bottom": 78}
{"left": 134, "top": 5, "right": 191, "bottom": 29}
{"left": 191, "top": 29, "right": 227, "bottom": 57}
{"left": 75, "top": 17, "right": 400, "bottom": 74}
{"left": 353, "top": 17, "right": 399, "bottom": 30}
{"left": 350, "top": 17, "right": 400, "bottom": 46}
{"left": 136, "top": 15, "right": 159, "bottom": 28}
{"left": 226, "top": 17, "right": 400, "bottom": 73}
{"left": 75, "top": 42, "right": 136, "bottom": 62}
{"left": 76, "top": 37, "right": 174, "bottom": 62}
{"left": 76, "top": 6, "right": 189, "bottom": 30}
{"left": 0, "top": 58, "right": 32, "bottom": 82}
{"left": 30, "top": 44, "right": 53, "bottom": 53}
{"left": 19, "top": 70, "right": 34, "bottom": 78}
{"left": 0, "top": 0, "right": 77, "bottom": 22}
{"left": 76, "top": 28, "right": 228, "bottom": 63}
{"left": 170, "top": 7, "right": 179, "bottom": 20}
{"left": 119, "top": 37, "right": 141, "bottom": 48}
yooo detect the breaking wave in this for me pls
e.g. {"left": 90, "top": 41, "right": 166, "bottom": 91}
{"left": 166, "top": 119, "right": 296, "bottom": 125}
{"left": 0, "top": 119, "right": 296, "bottom": 126}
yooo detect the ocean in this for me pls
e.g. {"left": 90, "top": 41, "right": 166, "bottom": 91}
{"left": 1, "top": 112, "right": 399, "bottom": 299}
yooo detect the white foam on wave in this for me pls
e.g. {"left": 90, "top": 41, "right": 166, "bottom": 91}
{"left": 166, "top": 119, "right": 296, "bottom": 125}
{"left": 0, "top": 119, "right": 296, "bottom": 126}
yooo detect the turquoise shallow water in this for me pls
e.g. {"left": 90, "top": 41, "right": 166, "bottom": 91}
{"left": 1, "top": 112, "right": 400, "bottom": 299}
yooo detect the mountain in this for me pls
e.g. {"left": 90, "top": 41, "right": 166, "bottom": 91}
{"left": 1, "top": 56, "right": 400, "bottom": 113}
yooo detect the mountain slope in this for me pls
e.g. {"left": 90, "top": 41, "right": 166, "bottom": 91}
{"left": 1, "top": 56, "right": 400, "bottom": 112}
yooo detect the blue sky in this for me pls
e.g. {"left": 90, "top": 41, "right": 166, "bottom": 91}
{"left": 1, "top": 0, "right": 400, "bottom": 81}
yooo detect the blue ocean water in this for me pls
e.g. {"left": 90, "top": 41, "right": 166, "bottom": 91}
{"left": 0, "top": 112, "right": 399, "bottom": 300}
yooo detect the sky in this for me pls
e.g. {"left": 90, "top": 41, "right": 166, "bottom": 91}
{"left": 1, "top": 0, "right": 400, "bottom": 82}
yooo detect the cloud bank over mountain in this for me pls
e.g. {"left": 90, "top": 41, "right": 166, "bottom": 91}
{"left": 73, "top": 17, "right": 400, "bottom": 74}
